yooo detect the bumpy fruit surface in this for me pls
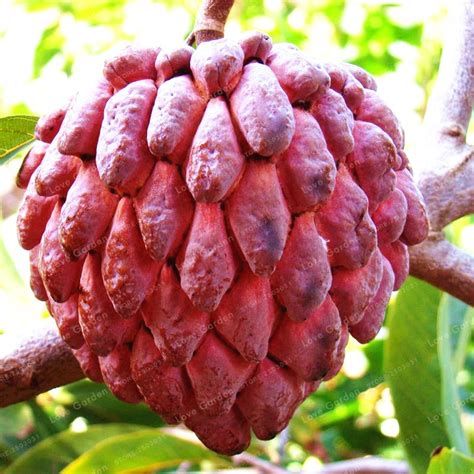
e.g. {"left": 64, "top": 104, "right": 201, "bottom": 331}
{"left": 17, "top": 32, "right": 429, "bottom": 456}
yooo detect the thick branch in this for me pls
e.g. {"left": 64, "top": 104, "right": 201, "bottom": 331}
{"left": 0, "top": 318, "right": 83, "bottom": 407}
{"left": 188, "top": 0, "right": 235, "bottom": 45}
{"left": 409, "top": 233, "right": 474, "bottom": 306}
{"left": 409, "top": 0, "right": 474, "bottom": 304}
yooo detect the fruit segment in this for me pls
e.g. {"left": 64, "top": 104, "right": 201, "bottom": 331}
{"left": 350, "top": 256, "right": 395, "bottom": 343}
{"left": 230, "top": 62, "right": 295, "bottom": 156}
{"left": 190, "top": 38, "right": 244, "bottom": 97}
{"left": 35, "top": 139, "right": 80, "bottom": 198}
{"left": 348, "top": 121, "right": 397, "bottom": 211}
{"left": 186, "top": 407, "right": 251, "bottom": 456}
{"left": 17, "top": 168, "right": 57, "bottom": 250}
{"left": 396, "top": 169, "right": 430, "bottom": 246}
{"left": 59, "top": 160, "right": 119, "bottom": 260}
{"left": 270, "top": 295, "right": 341, "bottom": 381}
{"left": 147, "top": 75, "right": 206, "bottom": 163}
{"left": 324, "top": 323, "right": 349, "bottom": 380}
{"left": 381, "top": 240, "right": 409, "bottom": 290}
{"left": 228, "top": 161, "right": 291, "bottom": 276}
{"left": 134, "top": 161, "right": 194, "bottom": 261}
{"left": 103, "top": 45, "right": 160, "bottom": 89}
{"left": 102, "top": 198, "right": 161, "bottom": 318}
{"left": 16, "top": 141, "right": 48, "bottom": 189}
{"left": 57, "top": 78, "right": 113, "bottom": 156}
{"left": 79, "top": 254, "right": 141, "bottom": 356}
{"left": 99, "top": 345, "right": 142, "bottom": 403}
{"left": 372, "top": 188, "right": 408, "bottom": 244}
{"left": 237, "top": 358, "right": 305, "bottom": 440}
{"left": 267, "top": 44, "right": 330, "bottom": 103}
{"left": 29, "top": 245, "right": 47, "bottom": 301}
{"left": 72, "top": 345, "right": 103, "bottom": 383}
{"left": 214, "top": 266, "right": 277, "bottom": 363}
{"left": 186, "top": 332, "right": 255, "bottom": 416}
{"left": 97, "top": 79, "right": 156, "bottom": 196}
{"left": 271, "top": 213, "right": 332, "bottom": 322}
{"left": 155, "top": 45, "right": 194, "bottom": 86}
{"left": 330, "top": 247, "right": 384, "bottom": 325}
{"left": 131, "top": 328, "right": 195, "bottom": 424}
{"left": 315, "top": 165, "right": 376, "bottom": 269}
{"left": 141, "top": 264, "right": 209, "bottom": 367}
{"left": 239, "top": 31, "right": 272, "bottom": 63}
{"left": 186, "top": 97, "right": 245, "bottom": 202}
{"left": 47, "top": 294, "right": 84, "bottom": 349}
{"left": 35, "top": 102, "right": 69, "bottom": 144}
{"left": 39, "top": 202, "right": 83, "bottom": 303}
{"left": 277, "top": 108, "right": 336, "bottom": 213}
{"left": 311, "top": 88, "right": 354, "bottom": 162}
{"left": 357, "top": 89, "right": 404, "bottom": 150}
{"left": 179, "top": 203, "right": 236, "bottom": 312}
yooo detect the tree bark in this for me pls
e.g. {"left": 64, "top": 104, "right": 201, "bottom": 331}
{"left": 408, "top": 0, "right": 474, "bottom": 306}
{"left": 0, "top": 318, "right": 83, "bottom": 407}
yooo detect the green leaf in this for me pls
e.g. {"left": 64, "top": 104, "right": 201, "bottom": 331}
{"left": 0, "top": 116, "right": 38, "bottom": 165}
{"left": 385, "top": 277, "right": 451, "bottom": 474}
{"left": 437, "top": 295, "right": 471, "bottom": 454}
{"left": 61, "top": 428, "right": 231, "bottom": 473}
{"left": 58, "top": 380, "right": 164, "bottom": 427}
{"left": 5, "top": 424, "right": 146, "bottom": 474}
{"left": 27, "top": 400, "right": 60, "bottom": 440}
{"left": 33, "top": 22, "right": 65, "bottom": 78}
{"left": 427, "top": 447, "right": 474, "bottom": 474}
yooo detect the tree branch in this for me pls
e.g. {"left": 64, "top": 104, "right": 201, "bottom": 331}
{"left": 0, "top": 318, "right": 83, "bottom": 407}
{"left": 410, "top": 233, "right": 474, "bottom": 306}
{"left": 409, "top": 0, "right": 474, "bottom": 305}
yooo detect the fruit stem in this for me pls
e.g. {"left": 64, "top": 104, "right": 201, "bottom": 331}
{"left": 187, "top": 0, "right": 235, "bottom": 45}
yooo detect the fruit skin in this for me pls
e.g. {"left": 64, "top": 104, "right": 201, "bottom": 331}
{"left": 59, "top": 161, "right": 119, "bottom": 260}
{"left": 35, "top": 102, "right": 69, "bottom": 144}
{"left": 16, "top": 141, "right": 48, "bottom": 189}
{"left": 267, "top": 43, "right": 330, "bottom": 103}
{"left": 97, "top": 79, "right": 156, "bottom": 196}
{"left": 315, "top": 164, "right": 377, "bottom": 270}
{"left": 271, "top": 212, "right": 331, "bottom": 322}
{"left": 147, "top": 75, "right": 206, "bottom": 163}
{"left": 35, "top": 138, "right": 80, "bottom": 198}
{"left": 310, "top": 88, "right": 354, "bottom": 162}
{"left": 230, "top": 62, "right": 295, "bottom": 156}
{"left": 134, "top": 161, "right": 194, "bottom": 261}
{"left": 276, "top": 108, "right": 336, "bottom": 213}
{"left": 57, "top": 78, "right": 113, "bottom": 156}
{"left": 190, "top": 38, "right": 244, "bottom": 98}
{"left": 269, "top": 295, "right": 341, "bottom": 381}
{"left": 227, "top": 161, "right": 291, "bottom": 276}
{"left": 103, "top": 45, "right": 160, "bottom": 89}
{"left": 102, "top": 198, "right": 161, "bottom": 318}
{"left": 39, "top": 202, "right": 83, "bottom": 303}
{"left": 178, "top": 203, "right": 236, "bottom": 312}
{"left": 350, "top": 256, "right": 395, "bottom": 343}
{"left": 396, "top": 169, "right": 430, "bottom": 245}
{"left": 17, "top": 168, "right": 57, "bottom": 251}
{"left": 186, "top": 97, "right": 245, "bottom": 203}
{"left": 19, "top": 36, "right": 430, "bottom": 456}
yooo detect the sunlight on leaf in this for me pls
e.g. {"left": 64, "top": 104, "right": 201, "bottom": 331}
{"left": 0, "top": 116, "right": 38, "bottom": 165}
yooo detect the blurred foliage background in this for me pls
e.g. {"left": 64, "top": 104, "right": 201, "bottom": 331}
{"left": 0, "top": 0, "right": 473, "bottom": 472}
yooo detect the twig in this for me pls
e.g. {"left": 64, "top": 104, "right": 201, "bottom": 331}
{"left": 316, "top": 456, "right": 409, "bottom": 474}
{"left": 188, "top": 0, "right": 235, "bottom": 45}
